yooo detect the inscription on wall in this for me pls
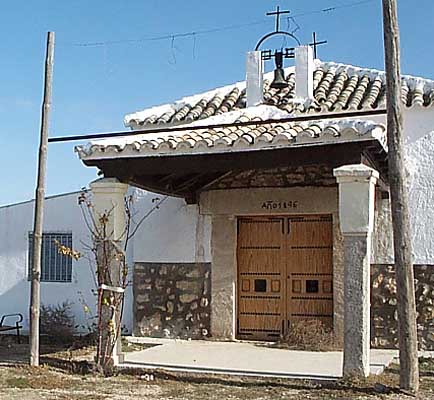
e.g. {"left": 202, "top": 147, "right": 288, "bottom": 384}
{"left": 261, "top": 200, "right": 299, "bottom": 211}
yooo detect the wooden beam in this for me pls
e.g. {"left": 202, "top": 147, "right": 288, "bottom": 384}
{"left": 97, "top": 140, "right": 388, "bottom": 200}
{"left": 171, "top": 173, "right": 207, "bottom": 193}
{"left": 196, "top": 171, "right": 234, "bottom": 192}
{"left": 88, "top": 141, "right": 371, "bottom": 177}
{"left": 126, "top": 176, "right": 185, "bottom": 199}
{"left": 157, "top": 173, "right": 180, "bottom": 185}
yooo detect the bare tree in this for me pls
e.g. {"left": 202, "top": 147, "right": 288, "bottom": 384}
{"left": 76, "top": 191, "right": 167, "bottom": 374}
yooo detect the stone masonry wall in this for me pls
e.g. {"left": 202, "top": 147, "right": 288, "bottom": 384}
{"left": 213, "top": 165, "right": 336, "bottom": 189}
{"left": 133, "top": 262, "right": 211, "bottom": 339}
{"left": 371, "top": 264, "right": 434, "bottom": 350}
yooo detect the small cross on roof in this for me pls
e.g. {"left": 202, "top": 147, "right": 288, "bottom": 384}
{"left": 309, "top": 32, "right": 327, "bottom": 59}
{"left": 266, "top": 6, "right": 290, "bottom": 32}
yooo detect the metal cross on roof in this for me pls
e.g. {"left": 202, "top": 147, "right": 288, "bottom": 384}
{"left": 309, "top": 32, "right": 327, "bottom": 59}
{"left": 266, "top": 6, "right": 290, "bottom": 32}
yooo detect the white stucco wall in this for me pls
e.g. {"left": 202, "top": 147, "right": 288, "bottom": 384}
{"left": 403, "top": 106, "right": 434, "bottom": 144}
{"left": 1, "top": 103, "right": 433, "bottom": 336}
{"left": 337, "top": 105, "right": 434, "bottom": 144}
{"left": 0, "top": 186, "right": 211, "bottom": 335}
{"left": 0, "top": 192, "right": 100, "bottom": 333}
{"left": 130, "top": 190, "right": 211, "bottom": 263}
{"left": 371, "top": 105, "right": 434, "bottom": 264}
{"left": 373, "top": 128, "right": 434, "bottom": 264}
{"left": 407, "top": 130, "right": 434, "bottom": 263}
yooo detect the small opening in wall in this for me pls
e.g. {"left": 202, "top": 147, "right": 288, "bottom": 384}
{"left": 254, "top": 279, "right": 267, "bottom": 292}
{"left": 306, "top": 280, "right": 319, "bottom": 293}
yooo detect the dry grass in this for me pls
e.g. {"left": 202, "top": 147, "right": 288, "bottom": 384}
{"left": 277, "top": 319, "right": 338, "bottom": 351}
{"left": 0, "top": 336, "right": 433, "bottom": 399}
{"left": 0, "top": 361, "right": 433, "bottom": 400}
{"left": 120, "top": 338, "right": 158, "bottom": 353}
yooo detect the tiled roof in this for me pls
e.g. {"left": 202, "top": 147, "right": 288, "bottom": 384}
{"left": 125, "top": 61, "right": 434, "bottom": 128}
{"left": 77, "top": 115, "right": 386, "bottom": 160}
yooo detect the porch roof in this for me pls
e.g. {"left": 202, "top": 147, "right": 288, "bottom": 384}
{"left": 76, "top": 112, "right": 386, "bottom": 161}
{"left": 76, "top": 114, "right": 388, "bottom": 203}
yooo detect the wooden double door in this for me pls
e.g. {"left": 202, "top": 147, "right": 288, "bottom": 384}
{"left": 236, "top": 215, "right": 333, "bottom": 341}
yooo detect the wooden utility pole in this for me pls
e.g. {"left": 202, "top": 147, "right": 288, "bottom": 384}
{"left": 29, "top": 31, "right": 55, "bottom": 367}
{"left": 381, "top": 0, "right": 419, "bottom": 393}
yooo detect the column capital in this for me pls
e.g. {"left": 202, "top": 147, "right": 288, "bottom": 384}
{"left": 334, "top": 164, "right": 379, "bottom": 235}
{"left": 90, "top": 178, "right": 128, "bottom": 241}
{"left": 333, "top": 164, "right": 380, "bottom": 184}
{"left": 333, "top": 164, "right": 379, "bottom": 184}
{"left": 90, "top": 178, "right": 129, "bottom": 194}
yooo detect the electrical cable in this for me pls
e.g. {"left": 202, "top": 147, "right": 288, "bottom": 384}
{"left": 60, "top": 0, "right": 376, "bottom": 48}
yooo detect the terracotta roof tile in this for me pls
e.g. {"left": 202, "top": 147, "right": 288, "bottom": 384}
{"left": 77, "top": 116, "right": 386, "bottom": 160}
{"left": 125, "top": 61, "right": 434, "bottom": 129}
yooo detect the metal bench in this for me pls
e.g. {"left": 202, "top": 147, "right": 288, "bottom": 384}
{"left": 0, "top": 314, "right": 23, "bottom": 343}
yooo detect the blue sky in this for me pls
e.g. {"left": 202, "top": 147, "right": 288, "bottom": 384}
{"left": 1, "top": 0, "right": 433, "bottom": 206}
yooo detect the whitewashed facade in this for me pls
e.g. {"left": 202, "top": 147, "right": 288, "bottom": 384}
{"left": 2, "top": 55, "right": 434, "bottom": 369}
{"left": 0, "top": 190, "right": 202, "bottom": 334}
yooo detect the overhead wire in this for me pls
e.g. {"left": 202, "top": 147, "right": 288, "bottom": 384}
{"left": 291, "top": 0, "right": 375, "bottom": 18}
{"left": 59, "top": 0, "right": 376, "bottom": 48}
{"left": 62, "top": 19, "right": 268, "bottom": 48}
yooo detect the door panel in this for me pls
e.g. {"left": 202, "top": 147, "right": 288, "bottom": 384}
{"left": 287, "top": 216, "right": 333, "bottom": 247}
{"left": 286, "top": 215, "right": 333, "bottom": 329}
{"left": 237, "top": 218, "right": 285, "bottom": 340}
{"left": 236, "top": 215, "right": 333, "bottom": 340}
{"left": 287, "top": 249, "right": 333, "bottom": 274}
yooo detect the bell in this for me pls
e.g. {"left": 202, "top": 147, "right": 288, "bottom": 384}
{"left": 270, "top": 50, "right": 288, "bottom": 89}
{"left": 270, "top": 67, "right": 288, "bottom": 89}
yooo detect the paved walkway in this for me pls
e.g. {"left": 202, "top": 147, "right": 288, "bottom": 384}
{"left": 120, "top": 338, "right": 396, "bottom": 380}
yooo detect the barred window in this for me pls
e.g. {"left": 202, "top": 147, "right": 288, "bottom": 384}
{"left": 28, "top": 232, "right": 73, "bottom": 283}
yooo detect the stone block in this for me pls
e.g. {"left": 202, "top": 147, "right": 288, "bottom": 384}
{"left": 371, "top": 264, "right": 434, "bottom": 351}
{"left": 176, "top": 280, "right": 200, "bottom": 292}
{"left": 180, "top": 294, "right": 198, "bottom": 304}
{"left": 136, "top": 293, "right": 150, "bottom": 303}
{"left": 133, "top": 262, "right": 211, "bottom": 339}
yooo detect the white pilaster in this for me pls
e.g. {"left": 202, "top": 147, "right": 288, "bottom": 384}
{"left": 90, "top": 177, "right": 128, "bottom": 366}
{"left": 246, "top": 51, "right": 264, "bottom": 107}
{"left": 90, "top": 178, "right": 129, "bottom": 241}
{"left": 295, "top": 46, "right": 314, "bottom": 100}
{"left": 334, "top": 164, "right": 379, "bottom": 378}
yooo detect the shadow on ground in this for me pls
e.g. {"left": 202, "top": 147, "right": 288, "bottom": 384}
{"left": 0, "top": 334, "right": 94, "bottom": 366}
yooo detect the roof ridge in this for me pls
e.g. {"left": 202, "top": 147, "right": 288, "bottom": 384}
{"left": 319, "top": 60, "right": 434, "bottom": 88}
{"left": 124, "top": 60, "right": 434, "bottom": 128}
{"left": 124, "top": 65, "right": 297, "bottom": 128}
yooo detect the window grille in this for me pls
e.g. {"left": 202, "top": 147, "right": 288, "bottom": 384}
{"left": 28, "top": 232, "right": 73, "bottom": 283}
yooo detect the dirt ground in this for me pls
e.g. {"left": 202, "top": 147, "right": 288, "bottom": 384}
{"left": 0, "top": 336, "right": 433, "bottom": 400}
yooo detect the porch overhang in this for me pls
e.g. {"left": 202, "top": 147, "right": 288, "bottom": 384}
{"left": 76, "top": 117, "right": 388, "bottom": 203}
{"left": 80, "top": 139, "right": 388, "bottom": 203}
